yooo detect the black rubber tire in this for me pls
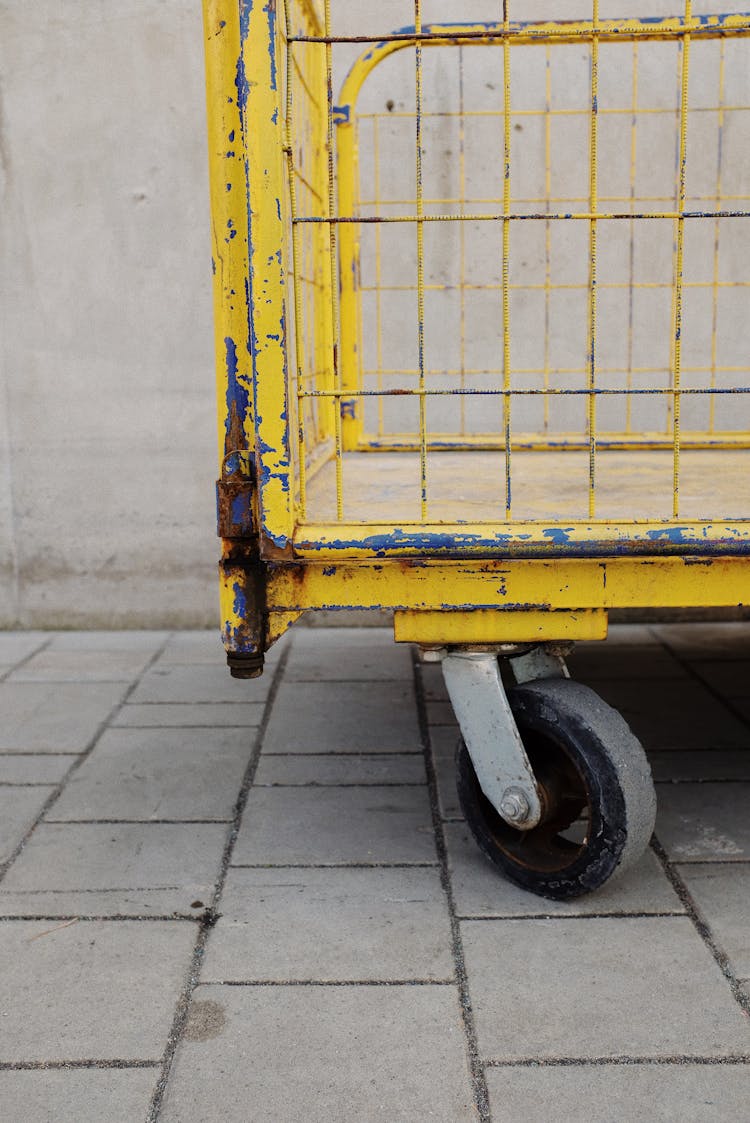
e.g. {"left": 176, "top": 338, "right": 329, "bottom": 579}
{"left": 456, "top": 676, "right": 656, "bottom": 900}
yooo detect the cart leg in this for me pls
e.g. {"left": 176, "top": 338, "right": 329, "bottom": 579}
{"left": 441, "top": 651, "right": 543, "bottom": 829}
{"left": 219, "top": 553, "right": 266, "bottom": 679}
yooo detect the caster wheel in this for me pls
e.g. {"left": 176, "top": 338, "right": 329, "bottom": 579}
{"left": 456, "top": 677, "right": 656, "bottom": 900}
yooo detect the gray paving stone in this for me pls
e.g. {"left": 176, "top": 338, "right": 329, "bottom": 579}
{"left": 426, "top": 699, "right": 458, "bottom": 727}
{"left": 0, "top": 1068, "right": 159, "bottom": 1123}
{"left": 131, "top": 663, "right": 272, "bottom": 704}
{"left": 595, "top": 624, "right": 658, "bottom": 645}
{"left": 254, "top": 752, "right": 426, "bottom": 786}
{"left": 0, "top": 753, "right": 77, "bottom": 783}
{"left": 434, "top": 749, "right": 463, "bottom": 820}
{"left": 678, "top": 864, "right": 750, "bottom": 976}
{"left": 46, "top": 631, "right": 168, "bottom": 652}
{"left": 112, "top": 701, "right": 265, "bottom": 728}
{"left": 462, "top": 916, "right": 750, "bottom": 1060}
{"left": 567, "top": 643, "right": 687, "bottom": 682}
{"left": 203, "top": 866, "right": 452, "bottom": 982}
{"left": 0, "top": 920, "right": 196, "bottom": 1061}
{"left": 592, "top": 679, "right": 750, "bottom": 751}
{"left": 730, "top": 697, "right": 750, "bottom": 726}
{"left": 0, "top": 632, "right": 47, "bottom": 664}
{"left": 161, "top": 983, "right": 475, "bottom": 1122}
{"left": 262, "top": 681, "right": 421, "bottom": 753}
{"left": 0, "top": 682, "right": 127, "bottom": 752}
{"left": 419, "top": 661, "right": 450, "bottom": 700}
{"left": 158, "top": 629, "right": 228, "bottom": 664}
{"left": 48, "top": 727, "right": 253, "bottom": 822}
{"left": 232, "top": 786, "right": 437, "bottom": 866}
{"left": 0, "top": 822, "right": 227, "bottom": 916}
{"left": 485, "top": 1063, "right": 750, "bottom": 1123}
{"left": 8, "top": 648, "right": 155, "bottom": 682}
{"left": 445, "top": 823, "right": 682, "bottom": 917}
{"left": 157, "top": 629, "right": 288, "bottom": 666}
{"left": 0, "top": 787, "right": 55, "bottom": 862}
{"left": 653, "top": 622, "right": 750, "bottom": 660}
{"left": 656, "top": 783, "right": 750, "bottom": 861}
{"left": 650, "top": 749, "right": 750, "bottom": 782}
{"left": 430, "top": 726, "right": 460, "bottom": 758}
{"left": 285, "top": 627, "right": 411, "bottom": 682}
{"left": 692, "top": 660, "right": 750, "bottom": 699}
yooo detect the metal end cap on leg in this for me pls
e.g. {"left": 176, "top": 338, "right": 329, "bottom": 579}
{"left": 227, "top": 653, "right": 265, "bottom": 679}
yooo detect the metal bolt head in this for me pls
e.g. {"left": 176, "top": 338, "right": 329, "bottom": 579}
{"left": 499, "top": 787, "right": 531, "bottom": 825}
{"left": 419, "top": 646, "right": 447, "bottom": 664}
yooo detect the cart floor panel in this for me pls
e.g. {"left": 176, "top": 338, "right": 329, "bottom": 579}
{"left": 304, "top": 449, "right": 750, "bottom": 525}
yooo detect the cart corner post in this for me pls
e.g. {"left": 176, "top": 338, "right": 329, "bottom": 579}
{"left": 204, "top": 0, "right": 294, "bottom": 672}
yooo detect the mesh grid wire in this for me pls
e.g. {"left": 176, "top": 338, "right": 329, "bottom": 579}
{"left": 279, "top": 2, "right": 750, "bottom": 525}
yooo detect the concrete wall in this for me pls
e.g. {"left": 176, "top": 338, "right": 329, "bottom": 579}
{"left": 0, "top": 1, "right": 216, "bottom": 627}
{"left": 0, "top": 1, "right": 746, "bottom": 627}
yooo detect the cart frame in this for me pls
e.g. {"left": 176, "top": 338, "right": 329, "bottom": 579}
{"left": 203, "top": 1, "right": 750, "bottom": 675}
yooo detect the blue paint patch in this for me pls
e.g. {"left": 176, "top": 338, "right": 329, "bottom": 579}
{"left": 646, "top": 527, "right": 690, "bottom": 544}
{"left": 239, "top": 0, "right": 251, "bottom": 40}
{"left": 232, "top": 580, "right": 248, "bottom": 620}
{"left": 226, "top": 150, "right": 236, "bottom": 158}
{"left": 226, "top": 182, "right": 232, "bottom": 192}
{"left": 224, "top": 336, "right": 251, "bottom": 441}
{"left": 264, "top": 2, "right": 277, "bottom": 91}
{"left": 542, "top": 528, "right": 574, "bottom": 545}
{"left": 322, "top": 566, "right": 337, "bottom": 577}
{"left": 235, "top": 55, "right": 250, "bottom": 112}
{"left": 232, "top": 492, "right": 252, "bottom": 529}
{"left": 228, "top": 129, "right": 235, "bottom": 143}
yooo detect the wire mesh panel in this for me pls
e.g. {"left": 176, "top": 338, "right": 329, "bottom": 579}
{"left": 278, "top": 2, "right": 750, "bottom": 537}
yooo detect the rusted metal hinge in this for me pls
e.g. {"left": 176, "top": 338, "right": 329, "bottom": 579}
{"left": 217, "top": 450, "right": 256, "bottom": 539}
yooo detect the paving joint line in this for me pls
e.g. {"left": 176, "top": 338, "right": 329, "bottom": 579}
{"left": 0, "top": 1059, "right": 161, "bottom": 1071}
{"left": 484, "top": 1053, "right": 750, "bottom": 1068}
{"left": 0, "top": 633, "right": 174, "bottom": 884}
{"left": 412, "top": 650, "right": 491, "bottom": 1123}
{"left": 0, "top": 783, "right": 61, "bottom": 789}
{"left": 0, "top": 914, "right": 204, "bottom": 923}
{"left": 650, "top": 835, "right": 750, "bottom": 1016}
{"left": 670, "top": 857, "right": 750, "bottom": 866}
{"left": 210, "top": 978, "right": 457, "bottom": 987}
{"left": 0, "top": 636, "right": 53, "bottom": 685}
{"left": 457, "top": 911, "right": 688, "bottom": 921}
{"left": 227, "top": 860, "right": 441, "bottom": 870}
{"left": 146, "top": 640, "right": 292, "bottom": 1123}
{"left": 0, "top": 752, "right": 84, "bottom": 758}
{"left": 657, "top": 634, "right": 750, "bottom": 734}
{"left": 260, "top": 749, "right": 424, "bottom": 757}
{"left": 252, "top": 782, "right": 427, "bottom": 789}
{"left": 655, "top": 777, "right": 750, "bottom": 785}
{"left": 42, "top": 818, "right": 231, "bottom": 826}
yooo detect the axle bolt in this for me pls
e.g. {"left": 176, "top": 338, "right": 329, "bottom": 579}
{"left": 499, "top": 787, "right": 531, "bottom": 825}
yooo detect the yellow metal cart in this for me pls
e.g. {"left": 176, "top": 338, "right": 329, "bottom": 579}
{"left": 202, "top": 1, "right": 750, "bottom": 898}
